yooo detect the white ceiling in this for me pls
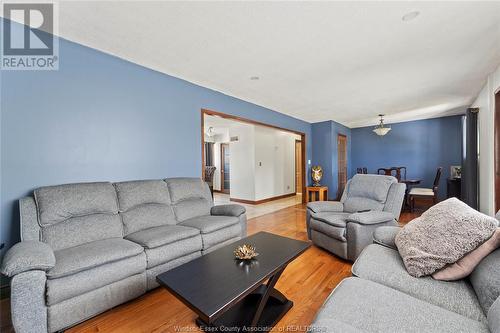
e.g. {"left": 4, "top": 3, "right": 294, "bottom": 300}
{"left": 28, "top": 1, "right": 500, "bottom": 126}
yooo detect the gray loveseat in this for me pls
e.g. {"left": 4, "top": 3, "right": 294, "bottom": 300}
{"left": 309, "top": 226, "right": 500, "bottom": 332}
{"left": 0, "top": 178, "right": 247, "bottom": 333}
{"left": 306, "top": 174, "right": 405, "bottom": 261}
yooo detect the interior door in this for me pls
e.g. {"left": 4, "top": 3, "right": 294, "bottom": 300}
{"left": 295, "top": 140, "right": 302, "bottom": 194}
{"left": 221, "top": 143, "right": 230, "bottom": 194}
{"left": 495, "top": 92, "right": 500, "bottom": 211}
{"left": 337, "top": 134, "right": 348, "bottom": 199}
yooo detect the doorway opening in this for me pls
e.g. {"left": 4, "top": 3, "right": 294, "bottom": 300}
{"left": 201, "top": 109, "right": 307, "bottom": 206}
{"left": 495, "top": 91, "right": 500, "bottom": 212}
{"left": 337, "top": 134, "right": 348, "bottom": 200}
{"left": 221, "top": 143, "right": 230, "bottom": 194}
{"left": 295, "top": 140, "right": 303, "bottom": 194}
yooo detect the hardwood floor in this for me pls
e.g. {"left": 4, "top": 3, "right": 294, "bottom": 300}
{"left": 3, "top": 205, "right": 419, "bottom": 333}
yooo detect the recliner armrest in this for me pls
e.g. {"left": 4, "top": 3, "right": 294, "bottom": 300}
{"left": 373, "top": 226, "right": 401, "bottom": 250}
{"left": 346, "top": 211, "right": 395, "bottom": 225}
{"left": 0, "top": 241, "right": 55, "bottom": 277}
{"left": 211, "top": 204, "right": 246, "bottom": 217}
{"left": 307, "top": 201, "right": 344, "bottom": 213}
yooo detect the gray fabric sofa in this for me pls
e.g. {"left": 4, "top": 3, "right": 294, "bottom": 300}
{"left": 309, "top": 226, "right": 500, "bottom": 333}
{"left": 0, "top": 178, "right": 247, "bottom": 333}
{"left": 306, "top": 174, "right": 405, "bottom": 261}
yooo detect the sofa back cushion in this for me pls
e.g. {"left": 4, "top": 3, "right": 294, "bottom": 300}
{"left": 165, "top": 178, "right": 212, "bottom": 222}
{"left": 470, "top": 248, "right": 500, "bottom": 314}
{"left": 34, "top": 182, "right": 122, "bottom": 250}
{"left": 114, "top": 180, "right": 176, "bottom": 235}
{"left": 343, "top": 175, "right": 396, "bottom": 213}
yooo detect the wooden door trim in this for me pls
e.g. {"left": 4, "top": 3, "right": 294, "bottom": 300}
{"left": 337, "top": 134, "right": 348, "bottom": 200}
{"left": 495, "top": 91, "right": 500, "bottom": 212}
{"left": 201, "top": 108, "right": 307, "bottom": 204}
{"left": 221, "top": 143, "right": 229, "bottom": 194}
{"left": 295, "top": 139, "right": 302, "bottom": 194}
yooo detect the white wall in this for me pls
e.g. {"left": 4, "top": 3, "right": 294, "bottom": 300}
{"left": 229, "top": 123, "right": 256, "bottom": 200}
{"left": 254, "top": 127, "right": 297, "bottom": 201}
{"left": 471, "top": 64, "right": 500, "bottom": 215}
{"left": 206, "top": 117, "right": 300, "bottom": 202}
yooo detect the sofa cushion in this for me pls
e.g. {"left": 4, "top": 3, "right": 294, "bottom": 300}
{"left": 125, "top": 225, "right": 200, "bottom": 249}
{"left": 180, "top": 215, "right": 239, "bottom": 234}
{"left": 115, "top": 180, "right": 177, "bottom": 235}
{"left": 35, "top": 182, "right": 123, "bottom": 250}
{"left": 173, "top": 199, "right": 212, "bottom": 222}
{"left": 343, "top": 197, "right": 385, "bottom": 214}
{"left": 165, "top": 178, "right": 212, "bottom": 203}
{"left": 346, "top": 211, "right": 395, "bottom": 225}
{"left": 433, "top": 228, "right": 500, "bottom": 281}
{"left": 145, "top": 235, "right": 202, "bottom": 268}
{"left": 488, "top": 296, "right": 500, "bottom": 333}
{"left": 166, "top": 178, "right": 213, "bottom": 221}
{"left": 306, "top": 201, "right": 344, "bottom": 213}
{"left": 114, "top": 180, "right": 171, "bottom": 211}
{"left": 200, "top": 224, "right": 241, "bottom": 250}
{"left": 310, "top": 212, "right": 349, "bottom": 227}
{"left": 395, "top": 198, "right": 498, "bottom": 277}
{"left": 46, "top": 252, "right": 146, "bottom": 306}
{"left": 470, "top": 248, "right": 500, "bottom": 314}
{"left": 373, "top": 226, "right": 400, "bottom": 249}
{"left": 352, "top": 244, "right": 486, "bottom": 323}
{"left": 310, "top": 219, "right": 346, "bottom": 242}
{"left": 34, "top": 182, "right": 118, "bottom": 226}
{"left": 47, "top": 238, "right": 144, "bottom": 279}
{"left": 41, "top": 214, "right": 123, "bottom": 251}
{"left": 310, "top": 277, "right": 489, "bottom": 333}
{"left": 346, "top": 174, "right": 396, "bottom": 202}
{"left": 342, "top": 175, "right": 396, "bottom": 214}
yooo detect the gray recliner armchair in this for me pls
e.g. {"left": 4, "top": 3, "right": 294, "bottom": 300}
{"left": 306, "top": 174, "right": 405, "bottom": 261}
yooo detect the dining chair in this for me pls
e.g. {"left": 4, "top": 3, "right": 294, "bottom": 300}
{"left": 408, "top": 167, "right": 443, "bottom": 212}
{"left": 394, "top": 166, "right": 407, "bottom": 181}
{"left": 377, "top": 168, "right": 393, "bottom": 176}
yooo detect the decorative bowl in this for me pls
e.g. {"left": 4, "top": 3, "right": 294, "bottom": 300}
{"left": 234, "top": 244, "right": 259, "bottom": 260}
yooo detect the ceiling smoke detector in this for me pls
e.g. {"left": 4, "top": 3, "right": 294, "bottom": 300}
{"left": 402, "top": 11, "right": 420, "bottom": 22}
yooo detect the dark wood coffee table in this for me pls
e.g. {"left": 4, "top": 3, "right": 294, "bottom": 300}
{"left": 156, "top": 232, "right": 311, "bottom": 332}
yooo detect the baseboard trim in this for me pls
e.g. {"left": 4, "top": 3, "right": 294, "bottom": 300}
{"left": 213, "top": 189, "right": 223, "bottom": 193}
{"left": 230, "top": 193, "right": 296, "bottom": 205}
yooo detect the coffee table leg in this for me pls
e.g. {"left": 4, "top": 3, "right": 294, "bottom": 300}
{"left": 250, "top": 267, "right": 286, "bottom": 327}
{"left": 195, "top": 265, "right": 292, "bottom": 332}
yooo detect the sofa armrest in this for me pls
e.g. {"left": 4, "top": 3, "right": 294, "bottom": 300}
{"left": 211, "top": 204, "right": 246, "bottom": 217}
{"left": 346, "top": 211, "right": 395, "bottom": 225}
{"left": 373, "top": 226, "right": 401, "bottom": 250}
{"left": 307, "top": 201, "right": 344, "bottom": 213}
{"left": 1, "top": 241, "right": 55, "bottom": 277}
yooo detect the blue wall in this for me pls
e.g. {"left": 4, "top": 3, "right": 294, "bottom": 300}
{"left": 351, "top": 116, "right": 463, "bottom": 199}
{"left": 0, "top": 34, "right": 312, "bottom": 256}
{"left": 312, "top": 121, "right": 351, "bottom": 199}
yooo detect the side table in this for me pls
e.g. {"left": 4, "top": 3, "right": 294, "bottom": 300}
{"left": 306, "top": 186, "right": 328, "bottom": 203}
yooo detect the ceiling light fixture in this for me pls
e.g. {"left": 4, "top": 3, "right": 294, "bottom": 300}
{"left": 206, "top": 126, "right": 215, "bottom": 137}
{"left": 402, "top": 11, "right": 420, "bottom": 22}
{"left": 250, "top": 76, "right": 260, "bottom": 80}
{"left": 373, "top": 114, "right": 391, "bottom": 136}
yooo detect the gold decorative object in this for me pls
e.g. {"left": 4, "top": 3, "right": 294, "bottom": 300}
{"left": 234, "top": 244, "right": 259, "bottom": 260}
{"left": 311, "top": 165, "right": 323, "bottom": 186}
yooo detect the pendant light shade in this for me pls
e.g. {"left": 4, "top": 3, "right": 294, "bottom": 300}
{"left": 373, "top": 114, "right": 391, "bottom": 136}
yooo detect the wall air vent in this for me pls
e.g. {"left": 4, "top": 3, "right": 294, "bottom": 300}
{"left": 230, "top": 136, "right": 239, "bottom": 142}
